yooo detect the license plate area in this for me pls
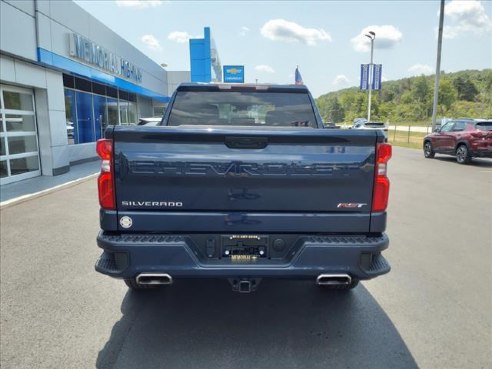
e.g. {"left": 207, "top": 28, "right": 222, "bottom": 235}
{"left": 222, "top": 235, "right": 268, "bottom": 260}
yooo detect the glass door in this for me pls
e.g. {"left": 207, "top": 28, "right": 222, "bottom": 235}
{"left": 0, "top": 85, "right": 41, "bottom": 185}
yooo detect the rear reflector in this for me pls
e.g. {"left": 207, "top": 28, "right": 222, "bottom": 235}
{"left": 372, "top": 143, "right": 392, "bottom": 212}
{"left": 96, "top": 139, "right": 115, "bottom": 210}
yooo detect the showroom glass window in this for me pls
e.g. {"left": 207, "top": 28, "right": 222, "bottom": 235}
{"left": 64, "top": 89, "right": 76, "bottom": 144}
{"left": 62, "top": 75, "right": 139, "bottom": 144}
{"left": 118, "top": 91, "right": 137, "bottom": 125}
{"left": 106, "top": 86, "right": 119, "bottom": 126}
{"left": 75, "top": 91, "right": 95, "bottom": 143}
{"left": 0, "top": 85, "right": 41, "bottom": 184}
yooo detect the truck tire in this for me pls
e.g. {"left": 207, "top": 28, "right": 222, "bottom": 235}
{"left": 124, "top": 278, "right": 159, "bottom": 290}
{"left": 423, "top": 141, "right": 435, "bottom": 158}
{"left": 319, "top": 279, "right": 359, "bottom": 290}
{"left": 456, "top": 144, "right": 471, "bottom": 164}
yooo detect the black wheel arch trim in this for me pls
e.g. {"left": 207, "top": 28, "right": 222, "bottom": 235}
{"left": 455, "top": 141, "right": 469, "bottom": 151}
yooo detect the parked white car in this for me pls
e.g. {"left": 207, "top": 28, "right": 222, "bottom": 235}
{"left": 137, "top": 117, "right": 162, "bottom": 126}
{"left": 352, "top": 120, "right": 388, "bottom": 138}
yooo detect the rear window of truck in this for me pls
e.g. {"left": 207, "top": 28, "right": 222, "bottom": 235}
{"left": 167, "top": 91, "right": 318, "bottom": 128}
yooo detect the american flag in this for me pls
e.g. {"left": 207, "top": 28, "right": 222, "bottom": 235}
{"left": 295, "top": 66, "right": 303, "bottom": 85}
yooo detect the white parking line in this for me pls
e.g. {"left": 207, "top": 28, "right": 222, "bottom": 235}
{"left": 0, "top": 173, "right": 98, "bottom": 209}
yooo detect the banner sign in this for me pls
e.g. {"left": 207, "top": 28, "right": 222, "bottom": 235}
{"left": 360, "top": 64, "right": 369, "bottom": 90}
{"left": 372, "top": 64, "right": 382, "bottom": 90}
{"left": 360, "top": 64, "right": 383, "bottom": 90}
{"left": 223, "top": 65, "right": 245, "bottom": 83}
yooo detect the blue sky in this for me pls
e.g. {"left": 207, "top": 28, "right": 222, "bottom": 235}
{"left": 75, "top": 0, "right": 492, "bottom": 97}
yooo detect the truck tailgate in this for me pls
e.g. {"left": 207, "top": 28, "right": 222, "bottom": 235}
{"left": 110, "top": 126, "right": 380, "bottom": 232}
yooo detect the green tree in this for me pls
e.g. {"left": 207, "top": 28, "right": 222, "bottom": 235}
{"left": 325, "top": 96, "right": 345, "bottom": 123}
{"left": 453, "top": 76, "right": 478, "bottom": 101}
{"left": 317, "top": 94, "right": 345, "bottom": 123}
{"left": 411, "top": 76, "right": 431, "bottom": 119}
{"left": 478, "top": 71, "right": 492, "bottom": 107}
{"left": 315, "top": 69, "right": 491, "bottom": 124}
{"left": 438, "top": 78, "right": 457, "bottom": 112}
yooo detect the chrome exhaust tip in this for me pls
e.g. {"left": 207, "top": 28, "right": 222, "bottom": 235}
{"left": 136, "top": 273, "right": 173, "bottom": 285}
{"left": 316, "top": 274, "right": 351, "bottom": 286}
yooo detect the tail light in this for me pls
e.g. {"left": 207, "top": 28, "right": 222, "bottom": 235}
{"left": 96, "top": 139, "right": 115, "bottom": 210}
{"left": 372, "top": 143, "right": 392, "bottom": 212}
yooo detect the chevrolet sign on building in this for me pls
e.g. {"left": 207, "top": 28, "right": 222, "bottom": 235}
{"left": 223, "top": 65, "right": 244, "bottom": 83}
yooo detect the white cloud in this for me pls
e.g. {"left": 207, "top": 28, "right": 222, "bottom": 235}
{"left": 408, "top": 64, "right": 433, "bottom": 76}
{"left": 115, "top": 0, "right": 163, "bottom": 9}
{"left": 332, "top": 75, "right": 350, "bottom": 88}
{"left": 443, "top": 0, "right": 492, "bottom": 38}
{"left": 255, "top": 65, "right": 275, "bottom": 73}
{"left": 351, "top": 25, "right": 403, "bottom": 52}
{"left": 141, "top": 34, "right": 161, "bottom": 50}
{"left": 168, "top": 31, "right": 192, "bottom": 43}
{"left": 442, "top": 26, "right": 460, "bottom": 39}
{"left": 260, "top": 19, "right": 331, "bottom": 46}
{"left": 239, "top": 26, "right": 250, "bottom": 37}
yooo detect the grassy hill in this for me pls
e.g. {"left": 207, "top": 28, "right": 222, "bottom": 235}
{"left": 316, "top": 69, "right": 492, "bottom": 124}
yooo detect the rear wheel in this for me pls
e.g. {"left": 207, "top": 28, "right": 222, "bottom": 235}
{"left": 456, "top": 144, "right": 471, "bottom": 164}
{"left": 423, "top": 141, "right": 435, "bottom": 158}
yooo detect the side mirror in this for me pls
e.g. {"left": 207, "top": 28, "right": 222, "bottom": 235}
{"left": 434, "top": 127, "right": 440, "bottom": 133}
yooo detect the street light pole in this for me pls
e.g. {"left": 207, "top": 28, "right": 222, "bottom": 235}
{"left": 431, "top": 0, "right": 445, "bottom": 131}
{"left": 365, "top": 31, "right": 376, "bottom": 122}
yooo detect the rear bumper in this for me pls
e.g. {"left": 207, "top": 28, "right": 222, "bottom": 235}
{"left": 95, "top": 232, "right": 390, "bottom": 281}
{"left": 471, "top": 149, "right": 492, "bottom": 158}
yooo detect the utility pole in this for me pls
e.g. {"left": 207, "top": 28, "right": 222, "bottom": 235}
{"left": 365, "top": 31, "right": 376, "bottom": 122}
{"left": 431, "top": 0, "right": 445, "bottom": 131}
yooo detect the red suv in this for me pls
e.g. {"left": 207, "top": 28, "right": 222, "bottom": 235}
{"left": 423, "top": 119, "right": 492, "bottom": 164}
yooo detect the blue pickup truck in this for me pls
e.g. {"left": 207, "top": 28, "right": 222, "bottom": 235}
{"left": 95, "top": 83, "right": 392, "bottom": 292}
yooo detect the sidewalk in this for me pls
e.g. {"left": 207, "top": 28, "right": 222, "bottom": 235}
{"left": 0, "top": 160, "right": 100, "bottom": 204}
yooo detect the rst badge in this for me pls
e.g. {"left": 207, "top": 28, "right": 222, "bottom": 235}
{"left": 337, "top": 203, "right": 367, "bottom": 209}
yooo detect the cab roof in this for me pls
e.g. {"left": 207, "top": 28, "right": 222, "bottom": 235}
{"left": 176, "top": 83, "right": 310, "bottom": 93}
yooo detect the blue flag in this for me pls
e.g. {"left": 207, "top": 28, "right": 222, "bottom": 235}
{"left": 295, "top": 67, "right": 303, "bottom": 85}
{"left": 372, "top": 64, "right": 382, "bottom": 90}
{"left": 360, "top": 64, "right": 369, "bottom": 90}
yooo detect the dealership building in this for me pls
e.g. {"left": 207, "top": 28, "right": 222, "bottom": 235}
{"left": 0, "top": 0, "right": 193, "bottom": 185}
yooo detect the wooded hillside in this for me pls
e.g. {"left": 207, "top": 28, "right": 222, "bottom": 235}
{"left": 316, "top": 69, "right": 492, "bottom": 124}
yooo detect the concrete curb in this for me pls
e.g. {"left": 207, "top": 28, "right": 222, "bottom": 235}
{"left": 0, "top": 173, "right": 98, "bottom": 209}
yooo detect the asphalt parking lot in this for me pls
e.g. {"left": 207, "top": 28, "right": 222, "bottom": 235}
{"left": 1, "top": 147, "right": 491, "bottom": 369}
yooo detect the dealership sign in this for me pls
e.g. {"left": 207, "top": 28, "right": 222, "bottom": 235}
{"left": 223, "top": 65, "right": 244, "bottom": 83}
{"left": 69, "top": 33, "right": 142, "bottom": 84}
